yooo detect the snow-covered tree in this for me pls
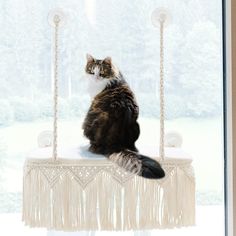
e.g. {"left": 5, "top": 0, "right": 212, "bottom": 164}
{"left": 178, "top": 21, "right": 222, "bottom": 117}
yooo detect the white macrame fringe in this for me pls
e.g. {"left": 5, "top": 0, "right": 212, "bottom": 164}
{"left": 22, "top": 158, "right": 195, "bottom": 231}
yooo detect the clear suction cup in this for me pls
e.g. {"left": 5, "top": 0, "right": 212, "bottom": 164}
{"left": 151, "top": 8, "right": 172, "bottom": 28}
{"left": 38, "top": 130, "right": 53, "bottom": 148}
{"left": 48, "top": 8, "right": 67, "bottom": 27}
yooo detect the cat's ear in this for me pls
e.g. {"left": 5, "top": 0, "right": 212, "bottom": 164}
{"left": 103, "top": 57, "right": 112, "bottom": 64}
{"left": 86, "top": 53, "right": 94, "bottom": 62}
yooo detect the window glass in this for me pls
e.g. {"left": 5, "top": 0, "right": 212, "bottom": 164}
{"left": 0, "top": 0, "right": 224, "bottom": 235}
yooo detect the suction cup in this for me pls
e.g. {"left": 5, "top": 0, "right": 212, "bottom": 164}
{"left": 38, "top": 130, "right": 53, "bottom": 148}
{"left": 151, "top": 8, "right": 172, "bottom": 28}
{"left": 48, "top": 8, "right": 67, "bottom": 27}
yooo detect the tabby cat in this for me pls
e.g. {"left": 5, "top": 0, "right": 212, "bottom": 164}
{"left": 82, "top": 54, "right": 165, "bottom": 179}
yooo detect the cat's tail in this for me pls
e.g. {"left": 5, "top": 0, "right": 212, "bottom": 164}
{"left": 108, "top": 149, "right": 165, "bottom": 179}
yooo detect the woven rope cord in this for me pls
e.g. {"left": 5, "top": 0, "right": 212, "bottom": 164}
{"left": 53, "top": 15, "right": 60, "bottom": 160}
{"left": 159, "top": 19, "right": 165, "bottom": 160}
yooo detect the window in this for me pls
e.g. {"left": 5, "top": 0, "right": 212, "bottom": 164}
{"left": 0, "top": 0, "right": 225, "bottom": 235}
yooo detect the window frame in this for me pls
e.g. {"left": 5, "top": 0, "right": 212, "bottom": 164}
{"left": 224, "top": 0, "right": 236, "bottom": 235}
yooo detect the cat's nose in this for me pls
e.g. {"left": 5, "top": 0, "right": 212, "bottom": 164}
{"left": 94, "top": 67, "right": 100, "bottom": 76}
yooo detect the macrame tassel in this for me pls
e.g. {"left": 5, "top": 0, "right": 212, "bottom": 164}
{"left": 23, "top": 160, "right": 195, "bottom": 231}
{"left": 123, "top": 178, "right": 138, "bottom": 230}
{"left": 23, "top": 167, "right": 51, "bottom": 227}
{"left": 176, "top": 167, "right": 196, "bottom": 226}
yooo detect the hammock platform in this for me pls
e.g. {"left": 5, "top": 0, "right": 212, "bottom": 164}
{"left": 23, "top": 146, "right": 195, "bottom": 231}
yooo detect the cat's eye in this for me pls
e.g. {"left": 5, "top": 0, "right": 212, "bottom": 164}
{"left": 87, "top": 66, "right": 94, "bottom": 74}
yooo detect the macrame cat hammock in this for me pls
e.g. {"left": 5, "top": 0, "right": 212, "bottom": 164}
{"left": 22, "top": 8, "right": 195, "bottom": 231}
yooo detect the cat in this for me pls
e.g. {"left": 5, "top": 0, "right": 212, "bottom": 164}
{"left": 82, "top": 54, "right": 165, "bottom": 179}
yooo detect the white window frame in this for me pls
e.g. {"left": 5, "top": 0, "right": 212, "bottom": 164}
{"left": 225, "top": 0, "right": 235, "bottom": 235}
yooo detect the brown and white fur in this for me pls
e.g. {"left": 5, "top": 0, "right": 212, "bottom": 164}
{"left": 82, "top": 54, "right": 165, "bottom": 179}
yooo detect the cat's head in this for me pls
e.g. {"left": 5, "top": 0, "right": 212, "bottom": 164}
{"left": 85, "top": 54, "right": 117, "bottom": 80}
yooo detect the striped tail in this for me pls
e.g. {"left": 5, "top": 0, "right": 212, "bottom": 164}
{"left": 109, "top": 149, "right": 165, "bottom": 179}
